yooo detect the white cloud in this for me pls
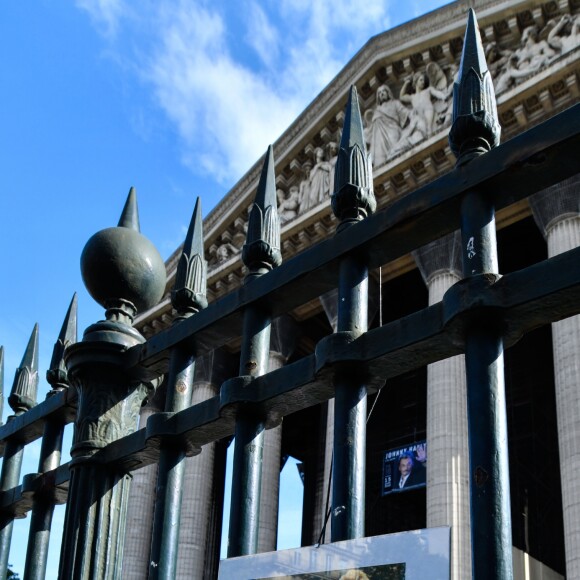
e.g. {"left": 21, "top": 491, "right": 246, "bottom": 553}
{"left": 77, "top": 0, "right": 396, "bottom": 185}
{"left": 280, "top": 0, "right": 391, "bottom": 49}
{"left": 75, "top": 0, "right": 128, "bottom": 38}
{"left": 147, "top": 3, "right": 300, "bottom": 181}
{"left": 245, "top": 2, "right": 280, "bottom": 69}
{"left": 276, "top": 0, "right": 391, "bottom": 100}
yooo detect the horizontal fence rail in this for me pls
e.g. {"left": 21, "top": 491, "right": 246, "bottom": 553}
{"left": 1, "top": 242, "right": 579, "bottom": 520}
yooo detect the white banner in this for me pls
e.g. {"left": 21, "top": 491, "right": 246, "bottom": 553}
{"left": 219, "top": 527, "right": 450, "bottom": 580}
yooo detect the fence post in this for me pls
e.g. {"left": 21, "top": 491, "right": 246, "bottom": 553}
{"left": 58, "top": 188, "right": 165, "bottom": 578}
{"left": 0, "top": 324, "right": 39, "bottom": 579}
{"left": 149, "top": 198, "right": 207, "bottom": 578}
{"left": 449, "top": 10, "right": 513, "bottom": 579}
{"left": 23, "top": 295, "right": 77, "bottom": 580}
{"left": 330, "top": 86, "right": 376, "bottom": 541}
{"left": 227, "top": 145, "right": 281, "bottom": 557}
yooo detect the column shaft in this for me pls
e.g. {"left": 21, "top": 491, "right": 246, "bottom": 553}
{"left": 426, "top": 272, "right": 471, "bottom": 580}
{"left": 204, "top": 438, "right": 228, "bottom": 578}
{"left": 304, "top": 400, "right": 333, "bottom": 546}
{"left": 257, "top": 425, "right": 281, "bottom": 553}
{"left": 122, "top": 405, "right": 159, "bottom": 580}
{"left": 177, "top": 382, "right": 218, "bottom": 579}
{"left": 257, "top": 352, "right": 286, "bottom": 553}
{"left": 547, "top": 216, "right": 580, "bottom": 578}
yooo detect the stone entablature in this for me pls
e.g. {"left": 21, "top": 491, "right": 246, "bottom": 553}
{"left": 136, "top": 0, "right": 580, "bottom": 337}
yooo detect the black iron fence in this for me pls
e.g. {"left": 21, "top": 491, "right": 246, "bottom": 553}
{"left": 0, "top": 10, "right": 579, "bottom": 580}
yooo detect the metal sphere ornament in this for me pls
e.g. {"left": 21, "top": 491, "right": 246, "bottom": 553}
{"left": 81, "top": 188, "right": 166, "bottom": 324}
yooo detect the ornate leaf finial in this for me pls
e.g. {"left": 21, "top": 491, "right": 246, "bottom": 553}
{"left": 81, "top": 188, "right": 166, "bottom": 326}
{"left": 9, "top": 324, "right": 39, "bottom": 415}
{"left": 172, "top": 197, "right": 208, "bottom": 317}
{"left": 332, "top": 86, "right": 376, "bottom": 231}
{"left": 118, "top": 186, "right": 141, "bottom": 230}
{"left": 47, "top": 294, "right": 78, "bottom": 391}
{"left": 449, "top": 9, "right": 501, "bottom": 165}
{"left": 242, "top": 145, "right": 282, "bottom": 279}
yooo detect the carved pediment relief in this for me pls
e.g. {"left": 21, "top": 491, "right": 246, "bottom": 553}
{"left": 268, "top": 2, "right": 580, "bottom": 234}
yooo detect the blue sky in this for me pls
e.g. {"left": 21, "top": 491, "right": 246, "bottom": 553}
{"left": 1, "top": 0, "right": 452, "bottom": 575}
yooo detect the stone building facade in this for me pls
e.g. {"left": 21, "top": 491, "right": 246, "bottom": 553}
{"left": 125, "top": 0, "right": 580, "bottom": 578}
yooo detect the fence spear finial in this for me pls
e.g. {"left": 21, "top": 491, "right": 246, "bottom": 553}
{"left": 172, "top": 197, "right": 208, "bottom": 317}
{"left": 47, "top": 293, "right": 78, "bottom": 391}
{"left": 341, "top": 85, "right": 366, "bottom": 151}
{"left": 9, "top": 324, "right": 39, "bottom": 415}
{"left": 449, "top": 8, "right": 501, "bottom": 165}
{"left": 332, "top": 85, "right": 376, "bottom": 231}
{"left": 242, "top": 145, "right": 282, "bottom": 280}
{"left": 117, "top": 186, "right": 141, "bottom": 231}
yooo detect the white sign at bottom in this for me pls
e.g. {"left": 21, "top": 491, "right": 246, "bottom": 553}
{"left": 219, "top": 527, "right": 450, "bottom": 580}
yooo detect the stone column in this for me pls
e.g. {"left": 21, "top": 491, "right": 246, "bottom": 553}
{"left": 301, "top": 399, "right": 334, "bottom": 546}
{"left": 177, "top": 350, "right": 233, "bottom": 579}
{"left": 257, "top": 315, "right": 299, "bottom": 553}
{"left": 315, "top": 401, "right": 334, "bottom": 544}
{"left": 122, "top": 390, "right": 164, "bottom": 580}
{"left": 257, "top": 358, "right": 283, "bottom": 553}
{"left": 305, "top": 290, "right": 339, "bottom": 545}
{"left": 414, "top": 232, "right": 471, "bottom": 580}
{"left": 530, "top": 175, "right": 580, "bottom": 579}
{"left": 204, "top": 437, "right": 229, "bottom": 578}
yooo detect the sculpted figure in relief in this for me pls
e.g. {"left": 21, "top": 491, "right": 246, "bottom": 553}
{"left": 428, "top": 62, "right": 457, "bottom": 129}
{"left": 298, "top": 160, "right": 313, "bottom": 213}
{"left": 328, "top": 142, "right": 338, "bottom": 196}
{"left": 399, "top": 69, "right": 447, "bottom": 144}
{"left": 494, "top": 25, "right": 556, "bottom": 94}
{"left": 278, "top": 186, "right": 300, "bottom": 224}
{"left": 516, "top": 25, "right": 557, "bottom": 73}
{"left": 485, "top": 42, "right": 512, "bottom": 78}
{"left": 494, "top": 53, "right": 523, "bottom": 93}
{"left": 215, "top": 241, "right": 238, "bottom": 264}
{"left": 309, "top": 147, "right": 332, "bottom": 206}
{"left": 364, "top": 84, "right": 410, "bottom": 168}
{"left": 548, "top": 14, "right": 580, "bottom": 54}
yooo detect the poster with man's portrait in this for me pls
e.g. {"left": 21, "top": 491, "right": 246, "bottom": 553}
{"left": 382, "top": 441, "right": 427, "bottom": 495}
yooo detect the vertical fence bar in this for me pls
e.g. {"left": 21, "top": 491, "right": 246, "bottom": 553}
{"left": 227, "top": 145, "right": 281, "bottom": 557}
{"left": 59, "top": 189, "right": 165, "bottom": 578}
{"left": 330, "top": 87, "right": 376, "bottom": 542}
{"left": 449, "top": 10, "right": 513, "bottom": 579}
{"left": 149, "top": 198, "right": 207, "bottom": 579}
{"left": 0, "top": 325, "right": 39, "bottom": 579}
{"left": 23, "top": 295, "right": 77, "bottom": 580}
